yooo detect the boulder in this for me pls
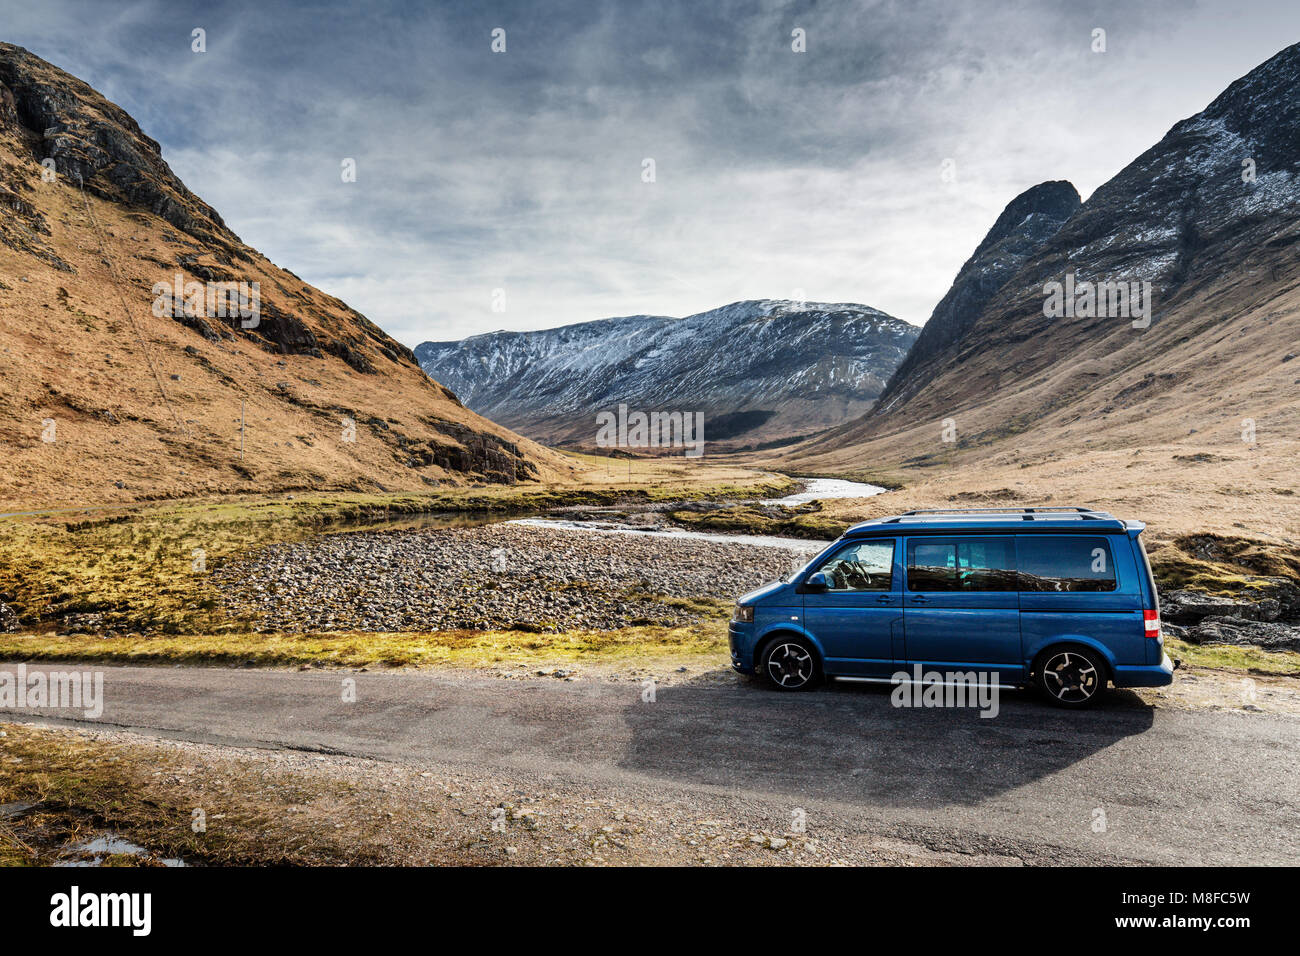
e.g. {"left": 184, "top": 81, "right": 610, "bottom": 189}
{"left": 1186, "top": 617, "right": 1300, "bottom": 653}
{"left": 1161, "top": 589, "right": 1281, "bottom": 624}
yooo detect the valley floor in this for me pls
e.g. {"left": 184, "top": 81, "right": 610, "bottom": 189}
{"left": 2, "top": 457, "right": 1299, "bottom": 867}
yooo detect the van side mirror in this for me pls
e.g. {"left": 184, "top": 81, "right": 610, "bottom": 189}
{"left": 803, "top": 571, "right": 831, "bottom": 592}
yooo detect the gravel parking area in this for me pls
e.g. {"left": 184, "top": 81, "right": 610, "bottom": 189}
{"left": 216, "top": 523, "right": 813, "bottom": 632}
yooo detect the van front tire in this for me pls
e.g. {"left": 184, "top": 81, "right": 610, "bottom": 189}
{"left": 759, "top": 636, "right": 822, "bottom": 692}
{"left": 1035, "top": 646, "right": 1107, "bottom": 708}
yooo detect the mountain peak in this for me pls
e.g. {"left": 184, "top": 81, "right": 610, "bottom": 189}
{"left": 972, "top": 180, "right": 1081, "bottom": 258}
{"left": 0, "top": 42, "right": 235, "bottom": 252}
{"left": 1196, "top": 41, "right": 1300, "bottom": 171}
{"left": 872, "top": 179, "right": 1080, "bottom": 412}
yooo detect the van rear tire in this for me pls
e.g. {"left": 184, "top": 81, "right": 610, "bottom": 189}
{"left": 1035, "top": 646, "right": 1107, "bottom": 708}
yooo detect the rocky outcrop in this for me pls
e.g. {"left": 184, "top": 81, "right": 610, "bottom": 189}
{"left": 872, "top": 181, "right": 1080, "bottom": 414}
{"left": 415, "top": 420, "right": 539, "bottom": 484}
{"left": 1161, "top": 585, "right": 1300, "bottom": 652}
{"left": 0, "top": 601, "right": 20, "bottom": 633}
{"left": 0, "top": 42, "right": 235, "bottom": 254}
{"left": 1177, "top": 618, "right": 1300, "bottom": 652}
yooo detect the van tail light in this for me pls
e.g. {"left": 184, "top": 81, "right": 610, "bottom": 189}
{"left": 1143, "top": 609, "right": 1161, "bottom": 639}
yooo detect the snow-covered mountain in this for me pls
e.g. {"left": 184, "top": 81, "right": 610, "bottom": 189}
{"left": 416, "top": 300, "right": 918, "bottom": 447}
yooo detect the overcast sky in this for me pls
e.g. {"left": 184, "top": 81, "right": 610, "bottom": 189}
{"left": 4, "top": 0, "right": 1299, "bottom": 345}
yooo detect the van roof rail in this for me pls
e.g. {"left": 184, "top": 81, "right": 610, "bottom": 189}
{"left": 896, "top": 506, "right": 1100, "bottom": 515}
{"left": 883, "top": 506, "right": 1110, "bottom": 522}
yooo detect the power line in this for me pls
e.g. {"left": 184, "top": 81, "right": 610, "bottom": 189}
{"left": 73, "top": 171, "right": 189, "bottom": 438}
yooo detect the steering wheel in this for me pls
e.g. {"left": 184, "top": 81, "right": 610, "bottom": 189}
{"left": 826, "top": 559, "right": 872, "bottom": 590}
{"left": 842, "top": 560, "right": 872, "bottom": 589}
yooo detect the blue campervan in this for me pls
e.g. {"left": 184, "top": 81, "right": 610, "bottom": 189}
{"left": 728, "top": 507, "right": 1175, "bottom": 707}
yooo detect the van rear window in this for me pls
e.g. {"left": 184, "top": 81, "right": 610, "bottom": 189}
{"left": 1018, "top": 536, "right": 1118, "bottom": 592}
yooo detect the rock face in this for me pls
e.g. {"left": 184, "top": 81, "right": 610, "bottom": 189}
{"left": 0, "top": 601, "right": 19, "bottom": 633}
{"left": 872, "top": 181, "right": 1080, "bottom": 414}
{"left": 1161, "top": 585, "right": 1300, "bottom": 652}
{"left": 786, "top": 40, "right": 1300, "bottom": 467}
{"left": 0, "top": 44, "right": 233, "bottom": 253}
{"left": 0, "top": 42, "right": 569, "bottom": 504}
{"left": 416, "top": 300, "right": 918, "bottom": 448}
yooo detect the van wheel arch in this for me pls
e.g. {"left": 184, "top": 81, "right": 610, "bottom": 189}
{"left": 1031, "top": 642, "right": 1114, "bottom": 683}
{"left": 755, "top": 629, "right": 818, "bottom": 665}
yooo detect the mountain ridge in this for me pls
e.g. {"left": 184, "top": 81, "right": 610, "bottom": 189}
{"left": 416, "top": 299, "right": 919, "bottom": 448}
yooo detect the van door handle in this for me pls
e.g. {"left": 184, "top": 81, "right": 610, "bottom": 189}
{"left": 911, "top": 596, "right": 929, "bottom": 605}
{"left": 875, "top": 595, "right": 893, "bottom": 604}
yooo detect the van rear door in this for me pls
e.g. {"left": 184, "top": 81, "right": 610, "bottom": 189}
{"left": 1017, "top": 533, "right": 1145, "bottom": 669}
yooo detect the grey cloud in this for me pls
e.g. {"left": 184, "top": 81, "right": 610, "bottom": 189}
{"left": 4, "top": 0, "right": 1299, "bottom": 344}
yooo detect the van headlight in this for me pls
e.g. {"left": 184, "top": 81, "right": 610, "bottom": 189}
{"left": 731, "top": 605, "right": 754, "bottom": 623}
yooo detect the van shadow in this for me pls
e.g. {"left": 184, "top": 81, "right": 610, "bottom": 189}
{"left": 617, "top": 676, "right": 1156, "bottom": 808}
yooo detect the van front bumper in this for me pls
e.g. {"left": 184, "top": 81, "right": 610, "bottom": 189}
{"left": 1112, "top": 652, "right": 1176, "bottom": 688}
{"left": 728, "top": 622, "right": 755, "bottom": 674}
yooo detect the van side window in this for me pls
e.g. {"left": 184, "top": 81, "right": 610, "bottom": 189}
{"left": 812, "top": 539, "right": 895, "bottom": 592}
{"left": 1018, "top": 536, "right": 1118, "bottom": 592}
{"left": 906, "top": 536, "right": 1017, "bottom": 592}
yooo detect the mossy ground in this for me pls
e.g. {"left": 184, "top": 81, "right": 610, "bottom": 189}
{"left": 1163, "top": 637, "right": 1300, "bottom": 676}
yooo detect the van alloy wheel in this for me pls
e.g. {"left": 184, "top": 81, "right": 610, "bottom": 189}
{"left": 1041, "top": 649, "right": 1101, "bottom": 705}
{"left": 765, "top": 641, "right": 815, "bottom": 690}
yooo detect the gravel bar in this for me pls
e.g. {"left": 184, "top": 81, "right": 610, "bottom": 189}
{"left": 216, "top": 523, "right": 816, "bottom": 633}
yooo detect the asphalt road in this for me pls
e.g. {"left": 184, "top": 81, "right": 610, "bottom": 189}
{"left": 3, "top": 663, "right": 1296, "bottom": 865}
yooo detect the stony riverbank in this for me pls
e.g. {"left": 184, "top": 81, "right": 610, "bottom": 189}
{"left": 215, "top": 523, "right": 816, "bottom": 633}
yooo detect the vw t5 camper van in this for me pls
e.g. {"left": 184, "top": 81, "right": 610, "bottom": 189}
{"left": 727, "top": 508, "right": 1174, "bottom": 707}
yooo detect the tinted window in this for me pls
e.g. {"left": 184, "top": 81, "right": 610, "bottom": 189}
{"left": 906, "top": 536, "right": 1017, "bottom": 592}
{"left": 1018, "top": 536, "right": 1118, "bottom": 592}
{"left": 813, "top": 539, "right": 895, "bottom": 592}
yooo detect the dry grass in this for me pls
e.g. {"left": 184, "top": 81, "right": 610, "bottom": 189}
{"left": 0, "top": 620, "right": 729, "bottom": 670}
{"left": 0, "top": 723, "right": 469, "bottom": 866}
